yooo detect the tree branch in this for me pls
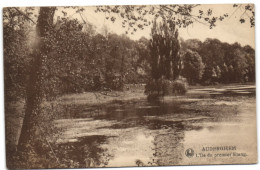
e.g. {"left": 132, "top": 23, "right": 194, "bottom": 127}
{"left": 13, "top": 7, "right": 36, "bottom": 24}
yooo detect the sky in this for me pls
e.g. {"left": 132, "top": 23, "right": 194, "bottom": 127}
{"left": 57, "top": 4, "right": 255, "bottom": 48}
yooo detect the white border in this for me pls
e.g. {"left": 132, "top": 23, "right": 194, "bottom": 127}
{"left": 0, "top": 1, "right": 258, "bottom": 170}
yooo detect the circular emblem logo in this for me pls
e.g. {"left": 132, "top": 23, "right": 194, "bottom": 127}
{"left": 185, "top": 148, "right": 194, "bottom": 158}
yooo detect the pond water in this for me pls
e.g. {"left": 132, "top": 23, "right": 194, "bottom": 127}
{"left": 54, "top": 85, "right": 257, "bottom": 167}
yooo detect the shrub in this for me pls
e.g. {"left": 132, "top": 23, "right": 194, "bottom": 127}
{"left": 145, "top": 76, "right": 188, "bottom": 100}
{"left": 172, "top": 77, "right": 188, "bottom": 95}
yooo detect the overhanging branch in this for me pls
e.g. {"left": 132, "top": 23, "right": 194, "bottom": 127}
{"left": 14, "top": 7, "right": 36, "bottom": 25}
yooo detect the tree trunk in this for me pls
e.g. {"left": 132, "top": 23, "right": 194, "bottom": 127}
{"left": 17, "top": 7, "right": 56, "bottom": 152}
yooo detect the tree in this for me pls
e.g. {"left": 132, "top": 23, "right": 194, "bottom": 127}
{"left": 3, "top": 9, "right": 31, "bottom": 102}
{"left": 199, "top": 38, "right": 225, "bottom": 83}
{"left": 150, "top": 19, "right": 181, "bottom": 80}
{"left": 3, "top": 8, "right": 34, "bottom": 163}
{"left": 182, "top": 50, "right": 204, "bottom": 85}
{"left": 40, "top": 18, "right": 95, "bottom": 95}
{"left": 221, "top": 42, "right": 250, "bottom": 83}
{"left": 17, "top": 7, "right": 56, "bottom": 152}
{"left": 232, "top": 48, "right": 248, "bottom": 82}
{"left": 135, "top": 37, "right": 150, "bottom": 82}
{"left": 145, "top": 19, "right": 186, "bottom": 99}
{"left": 243, "top": 45, "right": 255, "bottom": 82}
{"left": 92, "top": 33, "right": 141, "bottom": 90}
{"left": 180, "top": 37, "right": 255, "bottom": 84}
{"left": 180, "top": 39, "right": 202, "bottom": 53}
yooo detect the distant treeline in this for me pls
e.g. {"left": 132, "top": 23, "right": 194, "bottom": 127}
{"left": 4, "top": 17, "right": 255, "bottom": 101}
{"left": 180, "top": 38, "right": 255, "bottom": 85}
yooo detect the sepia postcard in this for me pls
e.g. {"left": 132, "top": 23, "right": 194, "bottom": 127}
{"left": 3, "top": 4, "right": 257, "bottom": 169}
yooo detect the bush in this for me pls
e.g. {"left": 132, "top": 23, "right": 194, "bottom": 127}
{"left": 172, "top": 77, "right": 188, "bottom": 95}
{"left": 145, "top": 76, "right": 188, "bottom": 100}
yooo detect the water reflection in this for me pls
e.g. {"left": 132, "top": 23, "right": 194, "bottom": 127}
{"left": 56, "top": 135, "right": 113, "bottom": 168}
{"left": 55, "top": 85, "right": 256, "bottom": 167}
{"left": 152, "top": 131, "right": 185, "bottom": 166}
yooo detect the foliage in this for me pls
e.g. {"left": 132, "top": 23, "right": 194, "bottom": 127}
{"left": 145, "top": 76, "right": 188, "bottom": 101}
{"left": 150, "top": 19, "right": 181, "bottom": 80}
{"left": 3, "top": 8, "right": 32, "bottom": 102}
{"left": 181, "top": 49, "right": 204, "bottom": 85}
{"left": 4, "top": 6, "right": 255, "bottom": 99}
{"left": 134, "top": 37, "right": 151, "bottom": 83}
{"left": 172, "top": 77, "right": 188, "bottom": 95}
{"left": 96, "top": 4, "right": 255, "bottom": 33}
{"left": 180, "top": 38, "right": 202, "bottom": 52}
{"left": 181, "top": 38, "right": 255, "bottom": 84}
{"left": 145, "top": 18, "right": 184, "bottom": 100}
{"left": 24, "top": 17, "right": 149, "bottom": 96}
{"left": 145, "top": 77, "right": 168, "bottom": 99}
{"left": 6, "top": 100, "right": 62, "bottom": 169}
{"left": 233, "top": 4, "right": 255, "bottom": 27}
